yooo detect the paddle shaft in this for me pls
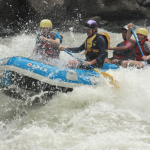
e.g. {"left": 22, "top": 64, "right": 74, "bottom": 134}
{"left": 63, "top": 48, "right": 95, "bottom": 69}
{"left": 130, "top": 27, "right": 147, "bottom": 65}
{"left": 62, "top": 48, "right": 119, "bottom": 88}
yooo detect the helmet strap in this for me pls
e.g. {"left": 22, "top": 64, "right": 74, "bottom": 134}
{"left": 92, "top": 27, "right": 97, "bottom": 36}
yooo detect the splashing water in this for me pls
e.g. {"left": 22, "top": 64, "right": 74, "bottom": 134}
{"left": 0, "top": 27, "right": 150, "bottom": 150}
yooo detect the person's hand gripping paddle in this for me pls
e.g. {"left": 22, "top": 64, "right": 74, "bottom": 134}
{"left": 62, "top": 48, "right": 119, "bottom": 88}
{"left": 130, "top": 25, "right": 147, "bottom": 65}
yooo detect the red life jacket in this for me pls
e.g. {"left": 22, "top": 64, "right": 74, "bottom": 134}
{"left": 38, "top": 32, "right": 63, "bottom": 59}
{"left": 113, "top": 40, "right": 130, "bottom": 60}
{"left": 134, "top": 38, "right": 149, "bottom": 61}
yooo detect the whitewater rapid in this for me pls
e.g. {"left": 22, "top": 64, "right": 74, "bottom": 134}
{"left": 0, "top": 28, "right": 150, "bottom": 150}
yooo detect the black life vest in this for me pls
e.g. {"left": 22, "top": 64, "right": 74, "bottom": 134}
{"left": 113, "top": 40, "right": 135, "bottom": 60}
{"left": 84, "top": 33, "right": 108, "bottom": 60}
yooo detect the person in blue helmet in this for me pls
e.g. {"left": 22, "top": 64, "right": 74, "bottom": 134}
{"left": 59, "top": 20, "right": 107, "bottom": 69}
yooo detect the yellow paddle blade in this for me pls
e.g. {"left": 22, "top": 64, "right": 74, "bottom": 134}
{"left": 94, "top": 68, "right": 119, "bottom": 88}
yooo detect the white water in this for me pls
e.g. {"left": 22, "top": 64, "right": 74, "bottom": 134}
{"left": 0, "top": 28, "right": 150, "bottom": 150}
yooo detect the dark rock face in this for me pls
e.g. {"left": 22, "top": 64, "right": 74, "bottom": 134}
{"left": 0, "top": 0, "right": 150, "bottom": 36}
{"left": 0, "top": 0, "right": 37, "bottom": 36}
{"left": 27, "top": 0, "right": 69, "bottom": 24}
{"left": 136, "top": 0, "right": 150, "bottom": 7}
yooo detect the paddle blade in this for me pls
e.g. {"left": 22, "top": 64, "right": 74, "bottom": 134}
{"left": 100, "top": 71, "right": 119, "bottom": 88}
{"left": 94, "top": 68, "right": 119, "bottom": 88}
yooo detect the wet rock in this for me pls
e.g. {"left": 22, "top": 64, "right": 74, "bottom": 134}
{"left": 142, "top": 0, "right": 150, "bottom": 7}
{"left": 27, "top": 0, "right": 68, "bottom": 26}
{"left": 0, "top": 0, "right": 19, "bottom": 27}
{"left": 136, "top": 0, "right": 150, "bottom": 7}
{"left": 27, "top": 0, "right": 67, "bottom": 14}
{"left": 0, "top": 0, "right": 150, "bottom": 36}
{"left": 136, "top": 0, "right": 145, "bottom": 5}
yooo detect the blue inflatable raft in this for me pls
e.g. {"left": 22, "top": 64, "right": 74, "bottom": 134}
{"left": 0, "top": 56, "right": 119, "bottom": 95}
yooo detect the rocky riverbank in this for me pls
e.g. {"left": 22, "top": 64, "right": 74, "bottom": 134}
{"left": 0, "top": 0, "right": 150, "bottom": 36}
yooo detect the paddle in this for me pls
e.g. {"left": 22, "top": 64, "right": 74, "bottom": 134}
{"left": 62, "top": 48, "right": 119, "bottom": 88}
{"left": 130, "top": 27, "right": 147, "bottom": 65}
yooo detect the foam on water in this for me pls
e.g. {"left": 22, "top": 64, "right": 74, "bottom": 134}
{"left": 0, "top": 33, "right": 36, "bottom": 59}
{"left": 0, "top": 28, "right": 150, "bottom": 149}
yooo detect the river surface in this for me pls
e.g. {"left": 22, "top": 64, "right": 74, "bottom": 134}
{"left": 0, "top": 27, "right": 150, "bottom": 150}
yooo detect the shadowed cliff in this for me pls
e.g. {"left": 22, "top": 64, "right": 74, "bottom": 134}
{"left": 0, "top": 0, "right": 150, "bottom": 36}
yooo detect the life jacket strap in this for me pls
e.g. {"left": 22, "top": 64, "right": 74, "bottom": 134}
{"left": 84, "top": 48, "right": 100, "bottom": 54}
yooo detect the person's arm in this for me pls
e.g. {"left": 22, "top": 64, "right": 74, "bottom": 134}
{"left": 67, "top": 43, "right": 85, "bottom": 53}
{"left": 39, "top": 35, "right": 60, "bottom": 45}
{"left": 46, "top": 38, "right": 60, "bottom": 45}
{"left": 59, "top": 43, "right": 85, "bottom": 52}
{"left": 142, "top": 41, "right": 150, "bottom": 60}
{"left": 145, "top": 41, "right": 150, "bottom": 53}
{"left": 108, "top": 46, "right": 129, "bottom": 51}
{"left": 85, "top": 59, "right": 97, "bottom": 66}
{"left": 126, "top": 23, "right": 136, "bottom": 45}
{"left": 142, "top": 55, "right": 150, "bottom": 60}
{"left": 39, "top": 32, "right": 61, "bottom": 45}
{"left": 108, "top": 40, "right": 134, "bottom": 51}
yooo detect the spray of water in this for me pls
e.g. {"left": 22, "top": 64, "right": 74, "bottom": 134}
{"left": 0, "top": 27, "right": 150, "bottom": 149}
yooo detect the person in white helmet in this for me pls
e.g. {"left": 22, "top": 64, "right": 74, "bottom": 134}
{"left": 32, "top": 19, "right": 63, "bottom": 66}
{"left": 105, "top": 25, "right": 135, "bottom": 66}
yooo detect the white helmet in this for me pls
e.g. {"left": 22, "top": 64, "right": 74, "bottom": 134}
{"left": 122, "top": 25, "right": 128, "bottom": 30}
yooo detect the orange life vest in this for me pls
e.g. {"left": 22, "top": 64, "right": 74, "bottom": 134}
{"left": 38, "top": 32, "right": 63, "bottom": 58}
{"left": 134, "top": 38, "right": 149, "bottom": 61}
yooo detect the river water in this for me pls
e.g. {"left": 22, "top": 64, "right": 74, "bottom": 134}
{"left": 0, "top": 27, "right": 150, "bottom": 150}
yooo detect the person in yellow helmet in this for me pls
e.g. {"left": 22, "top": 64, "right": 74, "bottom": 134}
{"left": 122, "top": 23, "right": 150, "bottom": 68}
{"left": 32, "top": 19, "right": 63, "bottom": 66}
{"left": 104, "top": 25, "right": 135, "bottom": 66}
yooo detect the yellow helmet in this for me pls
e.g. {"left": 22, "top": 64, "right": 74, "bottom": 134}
{"left": 40, "top": 19, "right": 52, "bottom": 28}
{"left": 136, "top": 28, "right": 148, "bottom": 37}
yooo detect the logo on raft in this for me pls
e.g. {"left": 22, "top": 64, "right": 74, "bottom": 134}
{"left": 27, "top": 63, "right": 32, "bottom": 67}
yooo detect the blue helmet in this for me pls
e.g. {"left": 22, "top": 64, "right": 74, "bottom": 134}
{"left": 84, "top": 20, "right": 98, "bottom": 29}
